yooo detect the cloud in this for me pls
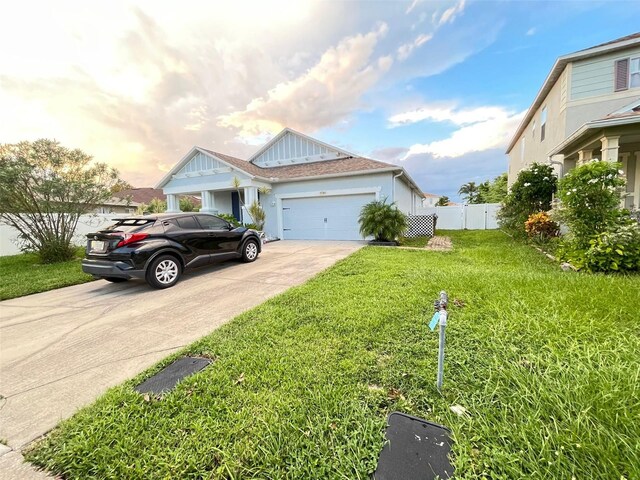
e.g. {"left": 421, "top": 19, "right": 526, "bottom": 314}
{"left": 434, "top": 0, "right": 466, "bottom": 27}
{"left": 526, "top": 27, "right": 536, "bottom": 36}
{"left": 369, "top": 146, "right": 410, "bottom": 163}
{"left": 389, "top": 104, "right": 525, "bottom": 159}
{"left": 402, "top": 147, "right": 508, "bottom": 201}
{"left": 218, "top": 23, "right": 392, "bottom": 137}
{"left": 397, "top": 33, "right": 433, "bottom": 61}
{"left": 406, "top": 0, "right": 422, "bottom": 14}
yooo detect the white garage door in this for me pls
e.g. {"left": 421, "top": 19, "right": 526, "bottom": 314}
{"left": 282, "top": 194, "right": 375, "bottom": 240}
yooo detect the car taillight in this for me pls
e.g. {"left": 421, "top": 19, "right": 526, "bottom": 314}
{"left": 115, "top": 233, "right": 149, "bottom": 248}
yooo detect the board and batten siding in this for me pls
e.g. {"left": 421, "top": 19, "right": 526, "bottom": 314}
{"left": 570, "top": 46, "right": 640, "bottom": 100}
{"left": 252, "top": 131, "right": 346, "bottom": 167}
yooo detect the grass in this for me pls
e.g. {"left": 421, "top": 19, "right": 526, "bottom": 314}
{"left": 399, "top": 235, "right": 429, "bottom": 248}
{"left": 0, "top": 247, "right": 92, "bottom": 300}
{"left": 26, "top": 231, "right": 639, "bottom": 479}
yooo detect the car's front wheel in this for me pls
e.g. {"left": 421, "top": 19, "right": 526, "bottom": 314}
{"left": 241, "top": 239, "right": 259, "bottom": 263}
{"left": 146, "top": 255, "right": 182, "bottom": 289}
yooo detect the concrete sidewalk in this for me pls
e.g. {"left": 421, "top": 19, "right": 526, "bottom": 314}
{"left": 0, "top": 240, "right": 362, "bottom": 478}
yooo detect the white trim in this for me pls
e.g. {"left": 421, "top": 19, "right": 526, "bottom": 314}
{"left": 164, "top": 179, "right": 271, "bottom": 195}
{"left": 549, "top": 115, "right": 640, "bottom": 156}
{"left": 275, "top": 187, "right": 381, "bottom": 239}
{"left": 172, "top": 167, "right": 233, "bottom": 179}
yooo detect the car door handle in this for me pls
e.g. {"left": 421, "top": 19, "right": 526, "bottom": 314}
{"left": 207, "top": 233, "right": 216, "bottom": 236}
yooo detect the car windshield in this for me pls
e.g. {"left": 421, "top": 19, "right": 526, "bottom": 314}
{"left": 105, "top": 219, "right": 155, "bottom": 233}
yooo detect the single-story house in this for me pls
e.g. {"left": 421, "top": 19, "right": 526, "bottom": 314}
{"left": 93, "top": 197, "right": 140, "bottom": 215}
{"left": 156, "top": 128, "right": 423, "bottom": 240}
{"left": 421, "top": 192, "right": 441, "bottom": 208}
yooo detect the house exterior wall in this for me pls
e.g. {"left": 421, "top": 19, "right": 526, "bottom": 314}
{"left": 394, "top": 175, "right": 415, "bottom": 215}
{"left": 508, "top": 43, "right": 640, "bottom": 186}
{"left": 570, "top": 46, "right": 640, "bottom": 100}
{"left": 508, "top": 66, "right": 568, "bottom": 184}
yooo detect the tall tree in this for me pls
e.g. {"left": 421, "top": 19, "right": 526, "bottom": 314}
{"left": 110, "top": 179, "right": 133, "bottom": 194}
{"left": 458, "top": 181, "right": 479, "bottom": 203}
{"left": 0, "top": 139, "right": 118, "bottom": 263}
{"left": 435, "top": 196, "right": 450, "bottom": 206}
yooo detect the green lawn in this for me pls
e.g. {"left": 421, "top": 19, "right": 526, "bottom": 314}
{"left": 399, "top": 235, "right": 429, "bottom": 248}
{"left": 0, "top": 247, "right": 92, "bottom": 300}
{"left": 26, "top": 231, "right": 639, "bottom": 479}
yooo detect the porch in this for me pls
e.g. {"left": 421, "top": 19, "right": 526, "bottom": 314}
{"left": 550, "top": 120, "right": 640, "bottom": 210}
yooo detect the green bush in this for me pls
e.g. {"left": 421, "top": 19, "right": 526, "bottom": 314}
{"left": 358, "top": 199, "right": 408, "bottom": 242}
{"left": 218, "top": 213, "right": 241, "bottom": 227}
{"left": 498, "top": 163, "right": 557, "bottom": 236}
{"left": 560, "top": 222, "right": 640, "bottom": 273}
{"left": 556, "top": 161, "right": 626, "bottom": 248}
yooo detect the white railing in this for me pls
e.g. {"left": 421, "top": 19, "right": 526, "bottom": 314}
{"left": 415, "top": 204, "right": 501, "bottom": 230}
{"left": 0, "top": 214, "right": 117, "bottom": 257}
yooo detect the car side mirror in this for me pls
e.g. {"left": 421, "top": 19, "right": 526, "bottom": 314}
{"left": 227, "top": 223, "right": 234, "bottom": 230}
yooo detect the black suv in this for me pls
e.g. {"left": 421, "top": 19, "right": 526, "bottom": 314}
{"left": 82, "top": 213, "right": 262, "bottom": 289}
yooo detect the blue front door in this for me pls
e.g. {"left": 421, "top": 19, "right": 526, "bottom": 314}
{"left": 231, "top": 191, "right": 241, "bottom": 222}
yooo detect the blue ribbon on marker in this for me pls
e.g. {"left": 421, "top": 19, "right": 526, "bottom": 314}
{"left": 429, "top": 311, "right": 440, "bottom": 331}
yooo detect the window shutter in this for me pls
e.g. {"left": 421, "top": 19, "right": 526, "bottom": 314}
{"left": 614, "top": 59, "right": 629, "bottom": 91}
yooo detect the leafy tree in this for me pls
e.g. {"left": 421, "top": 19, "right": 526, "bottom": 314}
{"left": 358, "top": 199, "right": 408, "bottom": 242}
{"left": 110, "top": 179, "right": 133, "bottom": 194}
{"left": 0, "top": 139, "right": 118, "bottom": 263}
{"left": 497, "top": 163, "right": 557, "bottom": 236}
{"left": 485, "top": 173, "right": 508, "bottom": 203}
{"left": 458, "top": 181, "right": 479, "bottom": 203}
{"left": 247, "top": 200, "right": 266, "bottom": 230}
{"left": 435, "top": 196, "right": 450, "bottom": 206}
{"left": 476, "top": 181, "right": 491, "bottom": 203}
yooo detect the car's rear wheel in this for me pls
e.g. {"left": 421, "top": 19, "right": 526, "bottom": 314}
{"left": 146, "top": 255, "right": 181, "bottom": 289}
{"left": 104, "top": 277, "right": 128, "bottom": 283}
{"left": 241, "top": 239, "right": 259, "bottom": 263}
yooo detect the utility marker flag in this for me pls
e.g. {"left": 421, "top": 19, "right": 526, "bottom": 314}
{"left": 429, "top": 312, "right": 440, "bottom": 331}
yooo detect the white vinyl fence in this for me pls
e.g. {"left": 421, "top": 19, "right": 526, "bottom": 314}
{"left": 416, "top": 204, "right": 501, "bottom": 230}
{"left": 0, "top": 214, "right": 117, "bottom": 256}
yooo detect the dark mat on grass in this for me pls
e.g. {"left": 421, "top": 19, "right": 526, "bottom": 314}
{"left": 374, "top": 412, "right": 453, "bottom": 480}
{"left": 135, "top": 357, "right": 211, "bottom": 394}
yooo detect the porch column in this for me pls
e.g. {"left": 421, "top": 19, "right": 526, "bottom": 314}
{"left": 635, "top": 151, "right": 640, "bottom": 210}
{"left": 600, "top": 135, "right": 620, "bottom": 163}
{"left": 200, "top": 190, "right": 216, "bottom": 213}
{"left": 620, "top": 153, "right": 631, "bottom": 209}
{"left": 577, "top": 149, "right": 593, "bottom": 166}
{"left": 244, "top": 187, "right": 258, "bottom": 206}
{"left": 166, "top": 194, "right": 180, "bottom": 213}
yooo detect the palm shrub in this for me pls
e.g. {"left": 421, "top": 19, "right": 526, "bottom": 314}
{"left": 358, "top": 199, "right": 408, "bottom": 242}
{"left": 247, "top": 201, "right": 266, "bottom": 230}
{"left": 497, "top": 163, "right": 557, "bottom": 237}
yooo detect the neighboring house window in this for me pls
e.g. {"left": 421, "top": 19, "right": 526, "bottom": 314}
{"left": 615, "top": 57, "right": 640, "bottom": 91}
{"left": 540, "top": 106, "right": 547, "bottom": 142}
{"left": 532, "top": 119, "right": 536, "bottom": 139}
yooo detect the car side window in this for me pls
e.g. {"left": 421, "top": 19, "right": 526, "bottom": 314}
{"left": 196, "top": 215, "right": 229, "bottom": 230}
{"left": 175, "top": 216, "right": 200, "bottom": 230}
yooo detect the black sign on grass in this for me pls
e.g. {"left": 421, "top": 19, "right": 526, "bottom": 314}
{"left": 135, "top": 357, "right": 212, "bottom": 395}
{"left": 374, "top": 412, "right": 453, "bottom": 480}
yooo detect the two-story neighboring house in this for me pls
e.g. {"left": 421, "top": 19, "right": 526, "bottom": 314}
{"left": 506, "top": 33, "right": 640, "bottom": 209}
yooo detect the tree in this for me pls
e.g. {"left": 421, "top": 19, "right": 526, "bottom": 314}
{"left": 485, "top": 173, "right": 508, "bottom": 203}
{"left": 458, "top": 182, "right": 479, "bottom": 203}
{"left": 110, "top": 178, "right": 133, "bottom": 194}
{"left": 358, "top": 199, "right": 408, "bottom": 242}
{"left": 0, "top": 139, "right": 118, "bottom": 263}
{"left": 435, "top": 196, "right": 450, "bottom": 206}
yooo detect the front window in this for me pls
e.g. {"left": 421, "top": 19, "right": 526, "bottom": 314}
{"left": 631, "top": 56, "right": 640, "bottom": 88}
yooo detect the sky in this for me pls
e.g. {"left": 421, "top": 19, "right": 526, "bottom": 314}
{"left": 1, "top": 0, "right": 639, "bottom": 202}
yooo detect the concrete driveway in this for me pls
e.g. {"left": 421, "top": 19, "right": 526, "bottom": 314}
{"left": 0, "top": 240, "right": 362, "bottom": 475}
